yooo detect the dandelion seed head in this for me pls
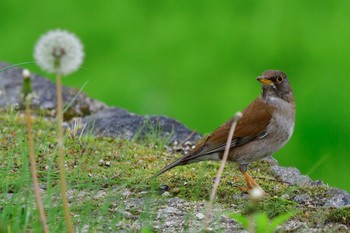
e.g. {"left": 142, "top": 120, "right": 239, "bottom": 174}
{"left": 34, "top": 29, "right": 84, "bottom": 75}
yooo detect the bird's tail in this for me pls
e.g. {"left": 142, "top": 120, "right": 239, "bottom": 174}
{"left": 150, "top": 155, "right": 193, "bottom": 180}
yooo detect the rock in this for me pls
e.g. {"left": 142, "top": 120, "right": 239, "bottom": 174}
{"left": 271, "top": 165, "right": 312, "bottom": 186}
{"left": 310, "top": 180, "right": 324, "bottom": 186}
{"left": 293, "top": 194, "right": 311, "bottom": 204}
{"left": 196, "top": 212, "right": 205, "bottom": 220}
{"left": 160, "top": 206, "right": 180, "bottom": 215}
{"left": 0, "top": 62, "right": 201, "bottom": 143}
{"left": 281, "top": 194, "right": 290, "bottom": 200}
{"left": 279, "top": 220, "right": 305, "bottom": 231}
{"left": 325, "top": 188, "right": 350, "bottom": 208}
{"left": 0, "top": 62, "right": 106, "bottom": 119}
{"left": 162, "top": 191, "right": 171, "bottom": 197}
{"left": 82, "top": 107, "right": 201, "bottom": 143}
{"left": 151, "top": 197, "right": 241, "bottom": 232}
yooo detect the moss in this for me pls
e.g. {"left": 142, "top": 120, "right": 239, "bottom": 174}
{"left": 0, "top": 110, "right": 297, "bottom": 206}
{"left": 1, "top": 109, "right": 348, "bottom": 231}
{"left": 242, "top": 197, "right": 297, "bottom": 219}
{"left": 155, "top": 157, "right": 286, "bottom": 204}
{"left": 326, "top": 207, "right": 350, "bottom": 225}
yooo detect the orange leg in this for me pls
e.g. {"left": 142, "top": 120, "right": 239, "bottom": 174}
{"left": 242, "top": 171, "right": 261, "bottom": 189}
{"left": 239, "top": 165, "right": 265, "bottom": 193}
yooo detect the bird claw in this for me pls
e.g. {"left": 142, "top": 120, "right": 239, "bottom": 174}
{"left": 242, "top": 171, "right": 266, "bottom": 194}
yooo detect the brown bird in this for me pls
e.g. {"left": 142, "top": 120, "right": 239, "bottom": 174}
{"left": 152, "top": 70, "right": 295, "bottom": 191}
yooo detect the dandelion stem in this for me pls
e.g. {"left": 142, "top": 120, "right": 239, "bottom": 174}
{"left": 25, "top": 94, "right": 50, "bottom": 233}
{"left": 56, "top": 73, "right": 74, "bottom": 233}
{"left": 204, "top": 112, "right": 242, "bottom": 230}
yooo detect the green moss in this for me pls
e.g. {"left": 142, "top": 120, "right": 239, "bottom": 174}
{"left": 327, "top": 207, "right": 350, "bottom": 225}
{"left": 243, "top": 197, "right": 297, "bottom": 219}
{"left": 1, "top": 109, "right": 347, "bottom": 231}
{"left": 0, "top": 110, "right": 296, "bottom": 205}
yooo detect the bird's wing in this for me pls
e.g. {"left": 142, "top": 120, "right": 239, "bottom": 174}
{"left": 192, "top": 97, "right": 274, "bottom": 156}
{"left": 150, "top": 97, "right": 274, "bottom": 179}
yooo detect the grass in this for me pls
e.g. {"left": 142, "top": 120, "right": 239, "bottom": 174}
{"left": 1, "top": 107, "right": 181, "bottom": 231}
{"left": 0, "top": 107, "right": 348, "bottom": 232}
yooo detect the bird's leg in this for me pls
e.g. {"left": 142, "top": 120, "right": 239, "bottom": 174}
{"left": 239, "top": 164, "right": 265, "bottom": 193}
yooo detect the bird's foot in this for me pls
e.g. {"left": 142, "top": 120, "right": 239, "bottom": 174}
{"left": 242, "top": 172, "right": 266, "bottom": 195}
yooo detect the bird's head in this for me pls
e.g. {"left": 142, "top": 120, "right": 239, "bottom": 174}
{"left": 257, "top": 70, "right": 294, "bottom": 103}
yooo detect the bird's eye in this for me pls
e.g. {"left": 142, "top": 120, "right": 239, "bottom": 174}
{"left": 276, "top": 76, "right": 284, "bottom": 82}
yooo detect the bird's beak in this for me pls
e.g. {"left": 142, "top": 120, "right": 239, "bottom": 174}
{"left": 257, "top": 76, "right": 273, "bottom": 85}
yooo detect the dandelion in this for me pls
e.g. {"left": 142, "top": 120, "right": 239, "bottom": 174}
{"left": 34, "top": 29, "right": 84, "bottom": 233}
{"left": 34, "top": 29, "right": 84, "bottom": 75}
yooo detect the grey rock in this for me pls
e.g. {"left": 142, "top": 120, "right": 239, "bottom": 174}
{"left": 310, "top": 180, "right": 324, "bottom": 186}
{"left": 151, "top": 197, "right": 242, "bottom": 232}
{"left": 159, "top": 206, "right": 181, "bottom": 215}
{"left": 325, "top": 188, "right": 350, "bottom": 208}
{"left": 0, "top": 62, "right": 106, "bottom": 119}
{"left": 196, "top": 212, "right": 205, "bottom": 220}
{"left": 82, "top": 107, "right": 201, "bottom": 143}
{"left": 281, "top": 193, "right": 290, "bottom": 200}
{"left": 293, "top": 194, "right": 311, "bottom": 204}
{"left": 6, "top": 193, "right": 13, "bottom": 200}
{"left": 0, "top": 62, "right": 201, "bottom": 143}
{"left": 162, "top": 191, "right": 171, "bottom": 197}
{"left": 279, "top": 220, "right": 305, "bottom": 232}
{"left": 271, "top": 165, "right": 312, "bottom": 186}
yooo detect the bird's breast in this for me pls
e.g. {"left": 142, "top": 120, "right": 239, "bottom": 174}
{"left": 266, "top": 97, "right": 295, "bottom": 147}
{"left": 233, "top": 99, "right": 295, "bottom": 164}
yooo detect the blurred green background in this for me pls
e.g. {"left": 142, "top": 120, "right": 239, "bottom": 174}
{"left": 1, "top": 0, "right": 350, "bottom": 192}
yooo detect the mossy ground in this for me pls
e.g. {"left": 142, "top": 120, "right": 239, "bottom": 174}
{"left": 0, "top": 109, "right": 348, "bottom": 232}
{"left": 326, "top": 207, "right": 350, "bottom": 225}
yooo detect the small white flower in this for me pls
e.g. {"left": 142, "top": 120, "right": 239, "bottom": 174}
{"left": 34, "top": 29, "right": 84, "bottom": 75}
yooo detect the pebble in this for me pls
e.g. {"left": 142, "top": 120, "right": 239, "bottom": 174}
{"left": 162, "top": 191, "right": 171, "bottom": 197}
{"left": 122, "top": 189, "right": 132, "bottom": 197}
{"left": 310, "top": 180, "right": 324, "bottom": 186}
{"left": 159, "top": 184, "right": 170, "bottom": 195}
{"left": 160, "top": 184, "right": 170, "bottom": 191}
{"left": 196, "top": 212, "right": 205, "bottom": 220}
{"left": 162, "top": 207, "right": 178, "bottom": 214}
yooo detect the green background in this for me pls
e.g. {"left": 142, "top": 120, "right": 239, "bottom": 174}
{"left": 1, "top": 1, "right": 350, "bottom": 192}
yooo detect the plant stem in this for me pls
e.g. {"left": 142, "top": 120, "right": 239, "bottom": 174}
{"left": 26, "top": 97, "right": 50, "bottom": 233}
{"left": 204, "top": 112, "right": 242, "bottom": 230}
{"left": 0, "top": 61, "right": 35, "bottom": 72}
{"left": 56, "top": 73, "right": 74, "bottom": 233}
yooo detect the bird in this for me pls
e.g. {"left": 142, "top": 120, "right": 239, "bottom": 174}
{"left": 151, "top": 70, "right": 295, "bottom": 191}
